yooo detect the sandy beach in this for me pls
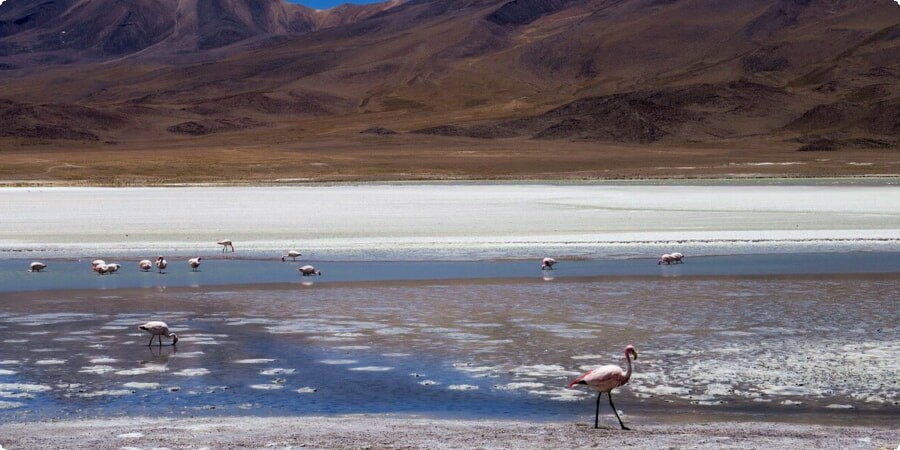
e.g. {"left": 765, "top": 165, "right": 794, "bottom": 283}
{"left": 2, "top": 416, "right": 898, "bottom": 449}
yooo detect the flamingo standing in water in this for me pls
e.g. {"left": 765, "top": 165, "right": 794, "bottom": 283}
{"left": 29, "top": 262, "right": 47, "bottom": 272}
{"left": 541, "top": 258, "right": 557, "bottom": 270}
{"left": 298, "top": 265, "right": 321, "bottom": 276}
{"left": 670, "top": 252, "right": 684, "bottom": 263}
{"left": 106, "top": 263, "right": 121, "bottom": 274}
{"left": 93, "top": 263, "right": 110, "bottom": 275}
{"left": 139, "top": 259, "right": 152, "bottom": 272}
{"left": 218, "top": 240, "right": 234, "bottom": 252}
{"left": 188, "top": 257, "right": 202, "bottom": 271}
{"left": 657, "top": 254, "right": 675, "bottom": 265}
{"left": 155, "top": 256, "right": 168, "bottom": 273}
{"left": 567, "top": 345, "right": 638, "bottom": 430}
{"left": 282, "top": 250, "right": 302, "bottom": 262}
{"left": 139, "top": 321, "right": 178, "bottom": 346}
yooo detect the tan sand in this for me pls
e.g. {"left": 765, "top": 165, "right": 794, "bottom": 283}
{"left": 1, "top": 416, "right": 897, "bottom": 449}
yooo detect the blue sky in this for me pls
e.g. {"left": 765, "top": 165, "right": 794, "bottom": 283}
{"left": 290, "top": 0, "right": 388, "bottom": 9}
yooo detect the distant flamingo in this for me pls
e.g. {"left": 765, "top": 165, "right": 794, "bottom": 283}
{"left": 188, "top": 257, "right": 202, "bottom": 271}
{"left": 567, "top": 345, "right": 638, "bottom": 430}
{"left": 282, "top": 250, "right": 302, "bottom": 262}
{"left": 155, "top": 256, "right": 167, "bottom": 273}
{"left": 298, "top": 265, "right": 321, "bottom": 276}
{"left": 541, "top": 257, "right": 557, "bottom": 270}
{"left": 93, "top": 263, "right": 110, "bottom": 275}
{"left": 218, "top": 240, "right": 234, "bottom": 252}
{"left": 91, "top": 259, "right": 106, "bottom": 268}
{"left": 657, "top": 254, "right": 675, "bottom": 265}
{"left": 670, "top": 252, "right": 684, "bottom": 263}
{"left": 139, "top": 259, "right": 152, "bottom": 272}
{"left": 139, "top": 321, "right": 178, "bottom": 346}
{"left": 105, "top": 263, "right": 121, "bottom": 273}
{"left": 29, "top": 262, "right": 47, "bottom": 272}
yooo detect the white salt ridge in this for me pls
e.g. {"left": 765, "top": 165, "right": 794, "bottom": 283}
{"left": 123, "top": 382, "right": 160, "bottom": 389}
{"left": 260, "top": 368, "right": 295, "bottom": 375}
{"left": 77, "top": 390, "right": 134, "bottom": 398}
{"left": 448, "top": 384, "right": 479, "bottom": 391}
{"left": 530, "top": 389, "right": 587, "bottom": 402}
{"left": 320, "top": 359, "right": 357, "bottom": 365}
{"left": 296, "top": 387, "right": 317, "bottom": 393}
{"left": 0, "top": 400, "right": 25, "bottom": 409}
{"left": 826, "top": 404, "right": 854, "bottom": 409}
{"left": 0, "top": 391, "right": 33, "bottom": 399}
{"left": 3, "top": 340, "right": 27, "bottom": 343}
{"left": 250, "top": 384, "right": 283, "bottom": 390}
{"left": 494, "top": 382, "right": 545, "bottom": 390}
{"left": 512, "top": 364, "right": 580, "bottom": 378}
{"left": 234, "top": 359, "right": 275, "bottom": 364}
{"left": 349, "top": 366, "right": 393, "bottom": 372}
{"left": 419, "top": 380, "right": 440, "bottom": 386}
{"left": 89, "top": 357, "right": 118, "bottom": 363}
{"left": 172, "top": 351, "right": 205, "bottom": 358}
{"left": 335, "top": 346, "right": 370, "bottom": 350}
{"left": 116, "top": 365, "right": 167, "bottom": 375}
{"left": 0, "top": 360, "right": 21, "bottom": 365}
{"left": 80, "top": 365, "right": 117, "bottom": 374}
{"left": 174, "top": 368, "right": 210, "bottom": 376}
{"left": 35, "top": 359, "right": 65, "bottom": 365}
{"left": 0, "top": 369, "right": 16, "bottom": 375}
{"left": 118, "top": 432, "right": 144, "bottom": 439}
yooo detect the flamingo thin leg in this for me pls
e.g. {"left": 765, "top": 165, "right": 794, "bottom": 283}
{"left": 147, "top": 335, "right": 154, "bottom": 346}
{"left": 594, "top": 392, "right": 602, "bottom": 429}
{"left": 608, "top": 392, "right": 629, "bottom": 430}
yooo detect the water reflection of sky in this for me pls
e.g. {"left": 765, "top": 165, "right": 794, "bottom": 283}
{"left": 1, "top": 273, "right": 897, "bottom": 425}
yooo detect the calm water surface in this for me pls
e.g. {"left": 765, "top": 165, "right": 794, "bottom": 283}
{"left": 1, "top": 259, "right": 897, "bottom": 426}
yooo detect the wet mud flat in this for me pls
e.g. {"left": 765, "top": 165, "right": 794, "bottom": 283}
{"left": 0, "top": 272, "right": 897, "bottom": 428}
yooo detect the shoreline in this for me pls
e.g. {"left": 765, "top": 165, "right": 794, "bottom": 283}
{"left": 1, "top": 175, "right": 898, "bottom": 188}
{"left": 1, "top": 416, "right": 897, "bottom": 449}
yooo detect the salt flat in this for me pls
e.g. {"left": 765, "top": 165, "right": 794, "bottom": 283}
{"left": 2, "top": 183, "right": 898, "bottom": 259}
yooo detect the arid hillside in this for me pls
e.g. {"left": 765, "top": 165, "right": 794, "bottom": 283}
{"left": 0, "top": 0, "right": 897, "bottom": 183}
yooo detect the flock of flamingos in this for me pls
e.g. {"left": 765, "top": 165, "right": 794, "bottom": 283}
{"left": 21, "top": 239, "right": 683, "bottom": 430}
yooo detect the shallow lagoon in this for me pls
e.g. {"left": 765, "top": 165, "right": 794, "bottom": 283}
{"left": 0, "top": 183, "right": 898, "bottom": 426}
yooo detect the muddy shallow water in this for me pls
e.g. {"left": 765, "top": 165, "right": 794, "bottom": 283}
{"left": 1, "top": 269, "right": 896, "bottom": 427}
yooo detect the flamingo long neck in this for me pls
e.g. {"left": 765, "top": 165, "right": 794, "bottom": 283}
{"left": 623, "top": 351, "right": 634, "bottom": 383}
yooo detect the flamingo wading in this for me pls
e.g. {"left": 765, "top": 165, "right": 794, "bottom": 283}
{"left": 541, "top": 258, "right": 557, "bottom": 270}
{"left": 139, "top": 259, "right": 152, "bottom": 272}
{"left": 298, "top": 265, "right": 321, "bottom": 276}
{"left": 29, "top": 262, "right": 47, "bottom": 272}
{"left": 567, "top": 345, "right": 638, "bottom": 430}
{"left": 155, "top": 256, "right": 167, "bottom": 273}
{"left": 282, "top": 250, "right": 302, "bottom": 262}
{"left": 139, "top": 321, "right": 178, "bottom": 346}
{"left": 189, "top": 257, "right": 202, "bottom": 271}
{"left": 218, "top": 240, "right": 234, "bottom": 252}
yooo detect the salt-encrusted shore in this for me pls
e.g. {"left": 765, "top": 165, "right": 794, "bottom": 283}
{"left": 1, "top": 416, "right": 898, "bottom": 449}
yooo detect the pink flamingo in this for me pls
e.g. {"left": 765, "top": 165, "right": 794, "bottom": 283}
{"left": 298, "top": 265, "right": 321, "bottom": 276}
{"left": 188, "top": 257, "right": 202, "bottom": 271}
{"left": 567, "top": 344, "right": 638, "bottom": 430}
{"left": 139, "top": 259, "right": 152, "bottom": 272}
{"left": 657, "top": 254, "right": 674, "bottom": 265}
{"left": 29, "top": 262, "right": 47, "bottom": 272}
{"left": 218, "top": 240, "right": 234, "bottom": 252}
{"left": 541, "top": 257, "right": 557, "bottom": 270}
{"left": 670, "top": 252, "right": 684, "bottom": 263}
{"left": 155, "top": 256, "right": 167, "bottom": 273}
{"left": 139, "top": 321, "right": 178, "bottom": 346}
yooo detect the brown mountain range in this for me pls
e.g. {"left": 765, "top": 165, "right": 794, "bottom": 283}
{"left": 0, "top": 0, "right": 898, "bottom": 183}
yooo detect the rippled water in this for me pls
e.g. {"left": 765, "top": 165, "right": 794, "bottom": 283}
{"left": 1, "top": 272, "right": 897, "bottom": 425}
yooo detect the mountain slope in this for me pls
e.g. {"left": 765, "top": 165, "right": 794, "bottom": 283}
{"left": 0, "top": 0, "right": 897, "bottom": 153}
